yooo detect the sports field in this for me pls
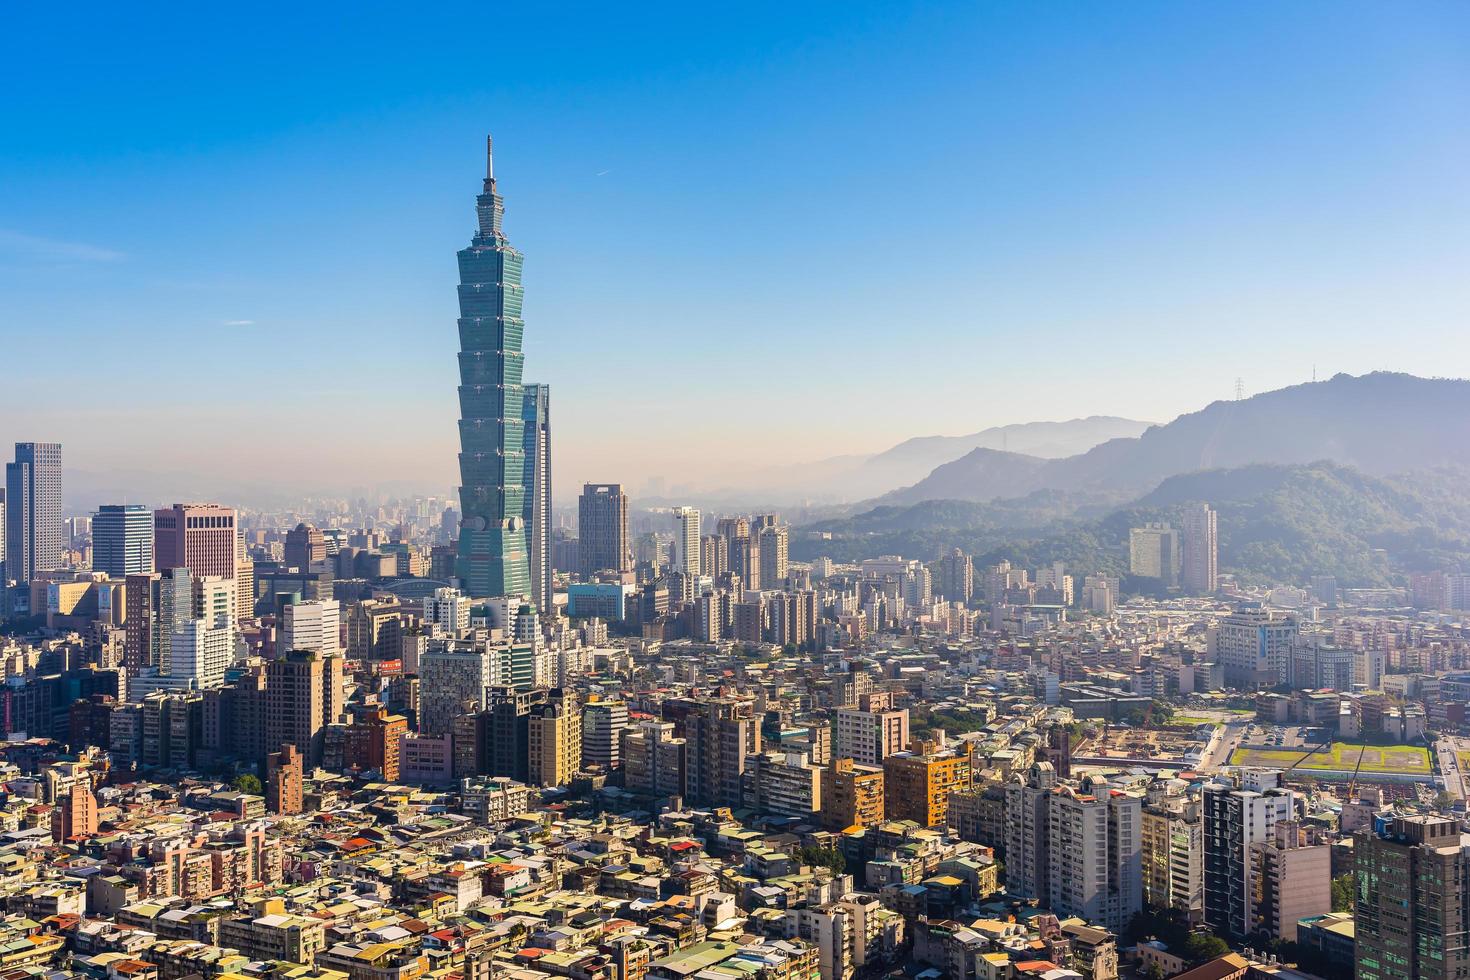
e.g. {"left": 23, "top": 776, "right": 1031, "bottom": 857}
{"left": 1170, "top": 716, "right": 1224, "bottom": 728}
{"left": 1229, "top": 742, "right": 1431, "bottom": 774}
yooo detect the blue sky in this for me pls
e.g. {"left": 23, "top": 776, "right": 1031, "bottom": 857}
{"left": 2, "top": 2, "right": 1467, "bottom": 503}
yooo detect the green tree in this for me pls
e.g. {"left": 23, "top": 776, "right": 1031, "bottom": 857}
{"left": 797, "top": 845, "right": 846, "bottom": 876}
{"left": 232, "top": 773, "right": 263, "bottom": 796}
{"left": 1182, "top": 933, "right": 1230, "bottom": 965}
{"left": 1331, "top": 873, "right": 1356, "bottom": 912}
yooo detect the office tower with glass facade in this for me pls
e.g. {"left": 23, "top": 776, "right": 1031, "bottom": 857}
{"left": 5, "top": 442, "right": 63, "bottom": 586}
{"left": 1129, "top": 522, "right": 1180, "bottom": 587}
{"left": 1355, "top": 814, "right": 1470, "bottom": 980}
{"left": 93, "top": 504, "right": 154, "bottom": 577}
{"left": 578, "top": 483, "right": 629, "bottom": 579}
{"left": 521, "top": 383, "right": 552, "bottom": 613}
{"left": 455, "top": 136, "right": 532, "bottom": 599}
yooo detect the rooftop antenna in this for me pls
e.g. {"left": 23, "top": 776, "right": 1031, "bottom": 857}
{"left": 1234, "top": 377, "right": 1245, "bottom": 401}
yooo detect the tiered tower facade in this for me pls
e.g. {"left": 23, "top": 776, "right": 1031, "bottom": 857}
{"left": 455, "top": 136, "right": 532, "bottom": 598}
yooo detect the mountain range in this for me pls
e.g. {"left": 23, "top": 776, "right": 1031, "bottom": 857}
{"left": 798, "top": 461, "right": 1470, "bottom": 588}
{"left": 695, "top": 415, "right": 1151, "bottom": 503}
{"left": 879, "top": 372, "right": 1470, "bottom": 506}
{"left": 797, "top": 373, "right": 1470, "bottom": 587}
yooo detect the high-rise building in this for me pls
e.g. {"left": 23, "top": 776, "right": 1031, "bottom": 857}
{"left": 418, "top": 643, "right": 495, "bottom": 736}
{"left": 578, "top": 484, "right": 629, "bottom": 579}
{"left": 345, "top": 705, "right": 407, "bottom": 782}
{"left": 347, "top": 599, "right": 404, "bottom": 661}
{"left": 235, "top": 532, "right": 255, "bottom": 621}
{"left": 758, "top": 524, "right": 789, "bottom": 588}
{"left": 1141, "top": 785, "right": 1203, "bottom": 919}
{"left": 282, "top": 599, "right": 342, "bottom": 657}
{"left": 700, "top": 534, "right": 728, "bottom": 579}
{"left": 720, "top": 517, "right": 760, "bottom": 590}
{"left": 283, "top": 523, "right": 327, "bottom": 569}
{"left": 129, "top": 567, "right": 236, "bottom": 691}
{"left": 422, "top": 587, "right": 473, "bottom": 638}
{"left": 1355, "top": 815, "right": 1470, "bottom": 980}
{"left": 521, "top": 383, "right": 552, "bottom": 614}
{"left": 581, "top": 699, "right": 629, "bottom": 771}
{"left": 124, "top": 572, "right": 161, "bottom": 676}
{"left": 486, "top": 686, "right": 550, "bottom": 783}
{"left": 743, "top": 750, "right": 823, "bottom": 818}
{"left": 673, "top": 507, "right": 701, "bottom": 578}
{"left": 1248, "top": 820, "right": 1331, "bottom": 940}
{"left": 883, "top": 745, "right": 972, "bottom": 827}
{"left": 834, "top": 707, "right": 909, "bottom": 767}
{"left": 265, "top": 650, "right": 344, "bottom": 769}
{"left": 1203, "top": 771, "right": 1297, "bottom": 939}
{"left": 1129, "top": 523, "right": 1180, "bottom": 587}
{"left": 1209, "top": 603, "right": 1299, "bottom": 688}
{"left": 1181, "top": 503, "right": 1218, "bottom": 595}
{"left": 936, "top": 549, "right": 974, "bottom": 604}
{"left": 1005, "top": 761, "right": 1057, "bottom": 901}
{"left": 620, "top": 720, "right": 687, "bottom": 799}
{"left": 92, "top": 504, "right": 154, "bottom": 577}
{"left": 527, "top": 691, "right": 581, "bottom": 787}
{"left": 687, "top": 698, "right": 761, "bottom": 807}
{"left": 5, "top": 442, "right": 63, "bottom": 586}
{"left": 1048, "top": 776, "right": 1143, "bottom": 932}
{"left": 455, "top": 136, "right": 533, "bottom": 599}
{"left": 154, "top": 503, "right": 237, "bottom": 579}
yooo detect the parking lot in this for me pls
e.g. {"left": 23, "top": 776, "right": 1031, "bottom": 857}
{"left": 1240, "top": 723, "right": 1313, "bottom": 749}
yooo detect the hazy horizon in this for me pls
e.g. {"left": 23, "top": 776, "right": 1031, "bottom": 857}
{"left": 5, "top": 3, "right": 1468, "bottom": 509}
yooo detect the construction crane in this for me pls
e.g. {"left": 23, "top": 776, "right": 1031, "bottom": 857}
{"left": 1278, "top": 733, "right": 1367, "bottom": 799}
{"left": 1281, "top": 732, "right": 1335, "bottom": 775}
{"left": 1345, "top": 742, "right": 1369, "bottom": 800}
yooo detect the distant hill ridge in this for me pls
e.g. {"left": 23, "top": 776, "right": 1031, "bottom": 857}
{"left": 798, "top": 459, "right": 1470, "bottom": 589}
{"left": 695, "top": 415, "right": 1151, "bottom": 502}
{"left": 881, "top": 373, "right": 1470, "bottom": 506}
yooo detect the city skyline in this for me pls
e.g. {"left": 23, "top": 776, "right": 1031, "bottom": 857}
{"left": 4, "top": 3, "right": 1468, "bottom": 501}
{"left": 4, "top": 10, "right": 1470, "bottom": 976}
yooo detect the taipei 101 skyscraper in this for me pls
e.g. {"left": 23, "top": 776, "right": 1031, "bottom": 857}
{"left": 454, "top": 136, "right": 534, "bottom": 599}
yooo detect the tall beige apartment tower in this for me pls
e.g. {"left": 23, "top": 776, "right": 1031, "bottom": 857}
{"left": 1181, "top": 502, "right": 1218, "bottom": 594}
{"left": 265, "top": 650, "right": 344, "bottom": 769}
{"left": 673, "top": 506, "right": 701, "bottom": 578}
{"left": 759, "top": 524, "right": 789, "bottom": 589}
{"left": 528, "top": 691, "right": 581, "bottom": 787}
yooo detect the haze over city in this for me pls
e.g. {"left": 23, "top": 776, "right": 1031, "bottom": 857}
{"left": 4, "top": 2, "right": 1468, "bottom": 504}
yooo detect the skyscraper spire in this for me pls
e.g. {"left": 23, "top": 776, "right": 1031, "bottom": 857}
{"left": 475, "top": 134, "right": 504, "bottom": 243}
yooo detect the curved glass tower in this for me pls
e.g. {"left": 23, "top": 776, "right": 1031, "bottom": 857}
{"left": 455, "top": 136, "right": 532, "bottom": 598}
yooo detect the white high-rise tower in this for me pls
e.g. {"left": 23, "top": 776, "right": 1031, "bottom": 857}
{"left": 673, "top": 506, "right": 701, "bottom": 578}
